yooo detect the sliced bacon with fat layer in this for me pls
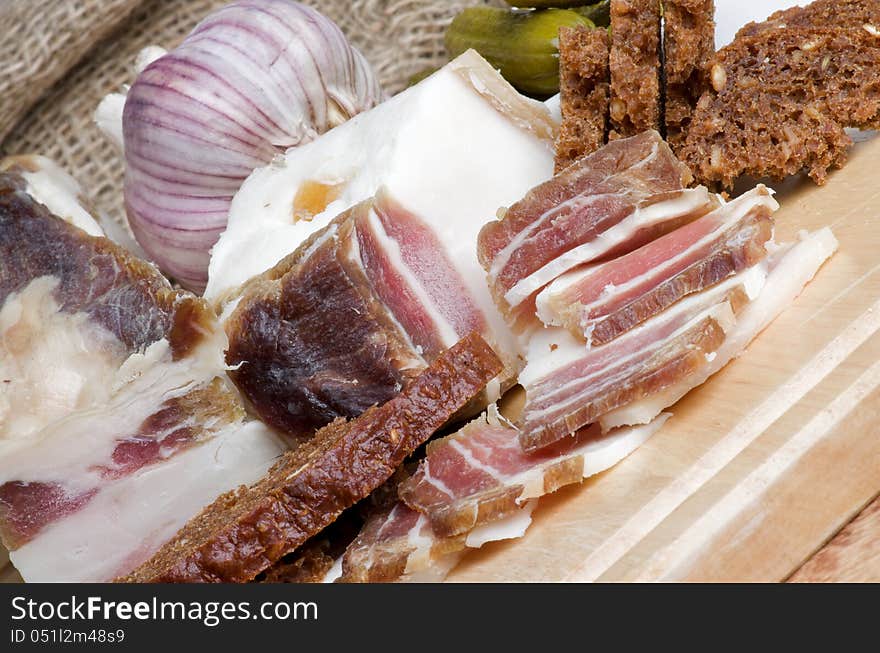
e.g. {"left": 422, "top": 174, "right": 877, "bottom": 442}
{"left": 599, "top": 227, "right": 839, "bottom": 431}
{"left": 518, "top": 266, "right": 767, "bottom": 452}
{"left": 339, "top": 503, "right": 466, "bottom": 583}
{"left": 340, "top": 416, "right": 668, "bottom": 582}
{"left": 536, "top": 186, "right": 777, "bottom": 344}
{"left": 356, "top": 192, "right": 488, "bottom": 359}
{"left": 477, "top": 130, "right": 719, "bottom": 313}
{"left": 400, "top": 411, "right": 670, "bottom": 537}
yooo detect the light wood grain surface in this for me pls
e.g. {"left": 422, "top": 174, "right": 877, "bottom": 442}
{"left": 447, "top": 134, "right": 880, "bottom": 583}
{"left": 789, "top": 495, "right": 880, "bottom": 582}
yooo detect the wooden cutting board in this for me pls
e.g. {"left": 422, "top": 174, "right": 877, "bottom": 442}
{"left": 448, "top": 133, "right": 880, "bottom": 583}
{"left": 2, "top": 138, "right": 878, "bottom": 585}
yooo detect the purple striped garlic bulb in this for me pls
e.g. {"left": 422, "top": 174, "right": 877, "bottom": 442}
{"left": 122, "top": 0, "right": 383, "bottom": 291}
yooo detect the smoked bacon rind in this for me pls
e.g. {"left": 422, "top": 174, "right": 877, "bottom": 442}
{"left": 0, "top": 171, "right": 215, "bottom": 360}
{"left": 119, "top": 332, "right": 502, "bottom": 583}
{"left": 225, "top": 202, "right": 426, "bottom": 442}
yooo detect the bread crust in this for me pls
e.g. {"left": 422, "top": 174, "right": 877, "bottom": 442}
{"left": 555, "top": 26, "right": 610, "bottom": 172}
{"left": 609, "top": 0, "right": 661, "bottom": 139}
{"left": 663, "top": 0, "right": 715, "bottom": 152}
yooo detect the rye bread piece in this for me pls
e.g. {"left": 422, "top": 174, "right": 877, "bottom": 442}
{"left": 118, "top": 332, "right": 501, "bottom": 583}
{"left": 608, "top": 0, "right": 661, "bottom": 139}
{"left": 663, "top": 0, "right": 716, "bottom": 152}
{"left": 680, "top": 26, "right": 880, "bottom": 189}
{"left": 737, "top": 0, "right": 880, "bottom": 39}
{"left": 555, "top": 26, "right": 610, "bottom": 172}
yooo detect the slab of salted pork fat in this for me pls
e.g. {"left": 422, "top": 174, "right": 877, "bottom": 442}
{"left": 206, "top": 50, "right": 557, "bottom": 439}
{"left": 477, "top": 130, "right": 721, "bottom": 324}
{"left": 0, "top": 163, "right": 285, "bottom": 582}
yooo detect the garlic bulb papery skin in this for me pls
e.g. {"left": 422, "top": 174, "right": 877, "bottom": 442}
{"left": 122, "top": 0, "right": 383, "bottom": 291}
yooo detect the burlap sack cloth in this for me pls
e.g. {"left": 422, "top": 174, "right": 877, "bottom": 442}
{"left": 0, "top": 0, "right": 504, "bottom": 228}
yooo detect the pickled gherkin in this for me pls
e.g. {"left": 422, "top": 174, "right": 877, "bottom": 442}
{"left": 501, "top": 1, "right": 610, "bottom": 26}
{"left": 445, "top": 7, "right": 595, "bottom": 97}
{"left": 503, "top": 0, "right": 586, "bottom": 5}
{"left": 574, "top": 1, "right": 611, "bottom": 27}
{"left": 504, "top": 0, "right": 610, "bottom": 26}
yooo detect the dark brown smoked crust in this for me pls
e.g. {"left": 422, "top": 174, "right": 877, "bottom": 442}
{"left": 118, "top": 332, "right": 502, "bottom": 583}
{"left": 608, "top": 0, "right": 661, "bottom": 139}
{"left": 225, "top": 202, "right": 425, "bottom": 443}
{"left": 555, "top": 26, "right": 610, "bottom": 173}
{"left": 0, "top": 171, "right": 215, "bottom": 360}
{"left": 663, "top": 0, "right": 715, "bottom": 152}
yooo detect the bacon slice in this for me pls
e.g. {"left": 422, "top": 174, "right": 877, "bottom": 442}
{"left": 400, "top": 411, "right": 670, "bottom": 537}
{"left": 518, "top": 267, "right": 765, "bottom": 452}
{"left": 0, "top": 168, "right": 285, "bottom": 582}
{"left": 339, "top": 502, "right": 467, "bottom": 583}
{"left": 600, "top": 227, "right": 839, "bottom": 431}
{"left": 477, "top": 130, "right": 719, "bottom": 315}
{"left": 355, "top": 192, "right": 489, "bottom": 360}
{"left": 340, "top": 416, "right": 667, "bottom": 582}
{"left": 536, "top": 186, "right": 777, "bottom": 344}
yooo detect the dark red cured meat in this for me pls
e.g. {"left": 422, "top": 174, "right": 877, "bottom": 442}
{"left": 1, "top": 380, "right": 244, "bottom": 549}
{"left": 356, "top": 192, "right": 488, "bottom": 359}
{"left": 0, "top": 482, "right": 97, "bottom": 549}
{"left": 519, "top": 295, "right": 738, "bottom": 451}
{"left": 0, "top": 171, "right": 215, "bottom": 361}
{"left": 399, "top": 412, "right": 669, "bottom": 538}
{"left": 399, "top": 417, "right": 585, "bottom": 536}
{"left": 225, "top": 202, "right": 426, "bottom": 442}
{"left": 339, "top": 502, "right": 464, "bottom": 583}
{"left": 101, "top": 380, "right": 242, "bottom": 479}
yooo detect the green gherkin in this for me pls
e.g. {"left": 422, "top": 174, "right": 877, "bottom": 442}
{"left": 574, "top": 1, "right": 611, "bottom": 26}
{"left": 445, "top": 7, "right": 595, "bottom": 97}
{"left": 503, "top": 0, "right": 610, "bottom": 26}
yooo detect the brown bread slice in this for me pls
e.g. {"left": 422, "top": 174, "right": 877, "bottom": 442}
{"left": 555, "top": 26, "right": 610, "bottom": 172}
{"left": 118, "top": 332, "right": 501, "bottom": 583}
{"left": 663, "top": 0, "right": 715, "bottom": 152}
{"left": 608, "top": 0, "right": 661, "bottom": 139}
{"left": 680, "top": 25, "right": 880, "bottom": 189}
{"left": 737, "top": 0, "right": 880, "bottom": 38}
